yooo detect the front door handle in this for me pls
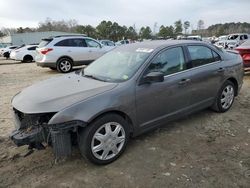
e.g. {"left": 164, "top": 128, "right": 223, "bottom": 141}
{"left": 217, "top": 67, "right": 225, "bottom": 73}
{"left": 178, "top": 78, "right": 191, "bottom": 85}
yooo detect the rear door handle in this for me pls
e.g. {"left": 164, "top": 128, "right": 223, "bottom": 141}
{"left": 178, "top": 78, "right": 191, "bottom": 85}
{"left": 217, "top": 67, "right": 225, "bottom": 73}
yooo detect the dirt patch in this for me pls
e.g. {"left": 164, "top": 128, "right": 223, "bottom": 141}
{"left": 0, "top": 58, "right": 250, "bottom": 188}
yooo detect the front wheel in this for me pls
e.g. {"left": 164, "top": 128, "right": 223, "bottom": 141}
{"left": 78, "top": 114, "right": 129, "bottom": 165}
{"left": 49, "top": 67, "right": 57, "bottom": 71}
{"left": 212, "top": 80, "right": 235, "bottom": 112}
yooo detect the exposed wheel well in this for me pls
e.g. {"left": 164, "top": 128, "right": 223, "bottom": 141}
{"left": 23, "top": 55, "right": 33, "bottom": 61}
{"left": 86, "top": 111, "right": 134, "bottom": 136}
{"left": 57, "top": 56, "right": 73, "bottom": 64}
{"left": 227, "top": 77, "right": 238, "bottom": 96}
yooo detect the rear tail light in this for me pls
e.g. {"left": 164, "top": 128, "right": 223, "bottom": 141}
{"left": 40, "top": 48, "right": 53, "bottom": 55}
{"left": 235, "top": 48, "right": 250, "bottom": 60}
{"left": 242, "top": 54, "right": 250, "bottom": 61}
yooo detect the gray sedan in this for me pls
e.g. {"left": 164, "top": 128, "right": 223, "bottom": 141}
{"left": 10, "top": 40, "right": 244, "bottom": 164}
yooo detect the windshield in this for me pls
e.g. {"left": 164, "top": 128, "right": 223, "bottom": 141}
{"left": 38, "top": 39, "right": 52, "bottom": 48}
{"left": 83, "top": 49, "right": 151, "bottom": 82}
{"left": 15, "top": 44, "right": 25, "bottom": 50}
{"left": 241, "top": 40, "right": 250, "bottom": 46}
{"left": 228, "top": 35, "right": 238, "bottom": 40}
{"left": 219, "top": 36, "right": 227, "bottom": 40}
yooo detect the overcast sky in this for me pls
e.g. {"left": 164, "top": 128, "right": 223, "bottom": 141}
{"left": 0, "top": 0, "right": 250, "bottom": 31}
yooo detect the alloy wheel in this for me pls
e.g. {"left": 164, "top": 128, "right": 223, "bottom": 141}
{"left": 220, "top": 85, "right": 234, "bottom": 110}
{"left": 91, "top": 122, "right": 126, "bottom": 160}
{"left": 59, "top": 60, "right": 71, "bottom": 72}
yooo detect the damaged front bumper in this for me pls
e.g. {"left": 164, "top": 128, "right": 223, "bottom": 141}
{"left": 10, "top": 126, "right": 45, "bottom": 147}
{"left": 10, "top": 108, "right": 86, "bottom": 158}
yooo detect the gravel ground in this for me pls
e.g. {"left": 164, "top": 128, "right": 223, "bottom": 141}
{"left": 0, "top": 58, "right": 250, "bottom": 188}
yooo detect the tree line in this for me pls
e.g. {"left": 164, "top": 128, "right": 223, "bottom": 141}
{"left": 1, "top": 18, "right": 250, "bottom": 40}
{"left": 0, "top": 18, "right": 188, "bottom": 41}
{"left": 192, "top": 22, "right": 250, "bottom": 37}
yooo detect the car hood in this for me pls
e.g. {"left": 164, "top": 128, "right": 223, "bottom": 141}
{"left": 102, "top": 46, "right": 116, "bottom": 52}
{"left": 226, "top": 40, "right": 238, "bottom": 44}
{"left": 12, "top": 73, "right": 118, "bottom": 114}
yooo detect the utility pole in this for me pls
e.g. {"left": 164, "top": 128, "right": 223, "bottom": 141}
{"left": 153, "top": 22, "right": 158, "bottom": 35}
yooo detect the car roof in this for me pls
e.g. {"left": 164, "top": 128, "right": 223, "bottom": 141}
{"left": 115, "top": 40, "right": 207, "bottom": 51}
{"left": 44, "top": 36, "right": 97, "bottom": 42}
{"left": 42, "top": 35, "right": 88, "bottom": 41}
{"left": 24, "top": 45, "right": 37, "bottom": 47}
{"left": 100, "top": 40, "right": 113, "bottom": 42}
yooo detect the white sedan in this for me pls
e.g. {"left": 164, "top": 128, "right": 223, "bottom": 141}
{"left": 10, "top": 45, "right": 37, "bottom": 62}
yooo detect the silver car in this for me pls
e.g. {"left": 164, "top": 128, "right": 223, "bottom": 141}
{"left": 35, "top": 35, "right": 114, "bottom": 73}
{"left": 11, "top": 40, "right": 244, "bottom": 164}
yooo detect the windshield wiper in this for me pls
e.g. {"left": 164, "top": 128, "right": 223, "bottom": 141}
{"left": 83, "top": 74, "right": 107, "bottom": 82}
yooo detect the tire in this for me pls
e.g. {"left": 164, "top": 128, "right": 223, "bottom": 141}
{"left": 3, "top": 52, "right": 9, "bottom": 59}
{"left": 22, "top": 55, "right": 33, "bottom": 63}
{"left": 211, "top": 80, "right": 236, "bottom": 112}
{"left": 78, "top": 114, "right": 129, "bottom": 165}
{"left": 57, "top": 58, "right": 73, "bottom": 73}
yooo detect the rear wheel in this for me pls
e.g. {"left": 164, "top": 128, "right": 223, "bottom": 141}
{"left": 57, "top": 58, "right": 73, "bottom": 73}
{"left": 22, "top": 55, "right": 33, "bottom": 63}
{"left": 212, "top": 80, "right": 235, "bottom": 112}
{"left": 78, "top": 114, "right": 129, "bottom": 165}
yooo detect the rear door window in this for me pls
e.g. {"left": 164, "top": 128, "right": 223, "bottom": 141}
{"left": 55, "top": 39, "right": 87, "bottom": 47}
{"left": 54, "top": 39, "right": 70, "bottom": 46}
{"left": 187, "top": 46, "right": 218, "bottom": 67}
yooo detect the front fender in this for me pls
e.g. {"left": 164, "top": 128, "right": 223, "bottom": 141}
{"left": 48, "top": 84, "right": 136, "bottom": 128}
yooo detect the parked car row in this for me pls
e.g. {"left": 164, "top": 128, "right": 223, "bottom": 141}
{"left": 0, "top": 36, "right": 135, "bottom": 73}
{"left": 0, "top": 45, "right": 19, "bottom": 59}
{"left": 214, "top": 33, "right": 249, "bottom": 50}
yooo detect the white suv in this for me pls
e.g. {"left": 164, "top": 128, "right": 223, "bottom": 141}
{"left": 10, "top": 45, "right": 37, "bottom": 62}
{"left": 35, "top": 35, "right": 114, "bottom": 73}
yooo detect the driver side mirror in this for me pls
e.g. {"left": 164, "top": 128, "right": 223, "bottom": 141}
{"left": 140, "top": 71, "right": 164, "bottom": 85}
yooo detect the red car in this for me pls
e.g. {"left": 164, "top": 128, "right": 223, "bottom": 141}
{"left": 235, "top": 40, "right": 250, "bottom": 71}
